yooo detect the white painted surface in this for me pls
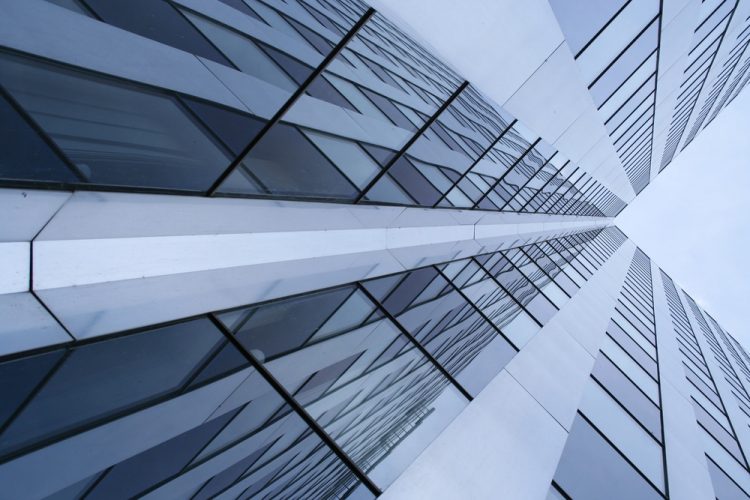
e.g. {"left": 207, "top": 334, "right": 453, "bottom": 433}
{"left": 0, "top": 241, "right": 30, "bottom": 294}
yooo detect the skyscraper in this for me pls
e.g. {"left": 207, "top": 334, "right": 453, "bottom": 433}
{"left": 0, "top": 0, "right": 748, "bottom": 498}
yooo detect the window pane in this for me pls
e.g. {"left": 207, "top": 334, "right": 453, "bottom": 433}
{"left": 0, "top": 93, "right": 79, "bottom": 184}
{"left": 217, "top": 286, "right": 468, "bottom": 489}
{"left": 591, "top": 354, "right": 662, "bottom": 438}
{"left": 0, "top": 317, "right": 370, "bottom": 499}
{"left": 84, "top": 0, "right": 232, "bottom": 66}
{"left": 304, "top": 130, "right": 381, "bottom": 189}
{"left": 0, "top": 53, "right": 232, "bottom": 191}
{"left": 364, "top": 267, "right": 516, "bottom": 396}
{"left": 0, "top": 318, "right": 226, "bottom": 456}
{"left": 218, "top": 123, "right": 359, "bottom": 199}
{"left": 548, "top": 0, "right": 629, "bottom": 54}
{"left": 554, "top": 415, "right": 663, "bottom": 500}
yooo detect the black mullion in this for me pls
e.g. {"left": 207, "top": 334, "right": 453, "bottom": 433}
{"left": 435, "top": 266, "right": 525, "bottom": 349}
{"left": 473, "top": 139, "right": 542, "bottom": 209}
{"left": 588, "top": 16, "right": 659, "bottom": 89}
{"left": 526, "top": 164, "right": 576, "bottom": 213}
{"left": 517, "top": 160, "right": 568, "bottom": 211}
{"left": 608, "top": 89, "right": 656, "bottom": 137}
{"left": 585, "top": 187, "right": 610, "bottom": 216}
{"left": 206, "top": 314, "right": 382, "bottom": 496}
{"left": 590, "top": 375, "right": 663, "bottom": 444}
{"left": 540, "top": 168, "right": 582, "bottom": 213}
{"left": 432, "top": 119, "right": 517, "bottom": 207}
{"left": 536, "top": 174, "right": 579, "bottom": 213}
{"left": 557, "top": 178, "right": 595, "bottom": 215}
{"left": 614, "top": 106, "right": 654, "bottom": 150}
{"left": 498, "top": 152, "right": 558, "bottom": 211}
{"left": 574, "top": 0, "right": 634, "bottom": 58}
{"left": 469, "top": 259, "right": 544, "bottom": 329}
{"left": 669, "top": 0, "right": 738, "bottom": 154}
{"left": 565, "top": 183, "right": 601, "bottom": 216}
{"left": 205, "top": 7, "right": 375, "bottom": 196}
{"left": 620, "top": 126, "right": 653, "bottom": 163}
{"left": 576, "top": 412, "right": 666, "bottom": 497}
{"left": 356, "top": 284, "right": 473, "bottom": 401}
{"left": 517, "top": 247, "right": 572, "bottom": 299}
{"left": 604, "top": 74, "right": 655, "bottom": 124}
{"left": 0, "top": 84, "right": 88, "bottom": 183}
{"left": 567, "top": 183, "right": 605, "bottom": 216}
{"left": 532, "top": 242, "right": 584, "bottom": 289}
{"left": 355, "top": 80, "right": 470, "bottom": 203}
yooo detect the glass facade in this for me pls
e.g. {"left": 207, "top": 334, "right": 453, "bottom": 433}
{"left": 1, "top": 0, "right": 749, "bottom": 498}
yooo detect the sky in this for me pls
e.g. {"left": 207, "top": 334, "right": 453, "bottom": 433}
{"left": 617, "top": 88, "right": 750, "bottom": 348}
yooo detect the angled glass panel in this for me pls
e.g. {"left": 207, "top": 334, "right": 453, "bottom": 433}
{"left": 589, "top": 20, "right": 659, "bottom": 107}
{"left": 0, "top": 315, "right": 370, "bottom": 499}
{"left": 364, "top": 266, "right": 516, "bottom": 396}
{"left": 692, "top": 399, "right": 745, "bottom": 464}
{"left": 0, "top": 92, "right": 80, "bottom": 184}
{"left": 0, "top": 52, "right": 234, "bottom": 191}
{"left": 365, "top": 85, "right": 511, "bottom": 207}
{"left": 547, "top": 0, "right": 629, "bottom": 54}
{"left": 217, "top": 123, "right": 360, "bottom": 199}
{"left": 707, "top": 455, "right": 750, "bottom": 500}
{"left": 575, "top": 0, "right": 659, "bottom": 83}
{"left": 505, "top": 248, "right": 569, "bottom": 307}
{"left": 217, "top": 11, "right": 461, "bottom": 202}
{"left": 487, "top": 141, "right": 556, "bottom": 210}
{"left": 83, "top": 0, "right": 234, "bottom": 66}
{"left": 591, "top": 354, "right": 662, "bottom": 439}
{"left": 554, "top": 415, "right": 663, "bottom": 500}
{"left": 525, "top": 163, "right": 577, "bottom": 212}
{"left": 216, "top": 286, "right": 468, "bottom": 489}
{"left": 0, "top": 318, "right": 229, "bottom": 456}
{"left": 478, "top": 253, "right": 557, "bottom": 325}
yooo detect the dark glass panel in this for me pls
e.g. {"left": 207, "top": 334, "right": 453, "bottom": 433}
{"left": 381, "top": 156, "right": 442, "bottom": 206}
{"left": 217, "top": 286, "right": 468, "bottom": 488}
{"left": 0, "top": 318, "right": 369, "bottom": 499}
{"left": 84, "top": 407, "right": 242, "bottom": 499}
{"left": 364, "top": 268, "right": 515, "bottom": 396}
{"left": 219, "top": 287, "right": 356, "bottom": 360}
{"left": 218, "top": 123, "right": 359, "bottom": 199}
{"left": 306, "top": 76, "right": 359, "bottom": 111}
{"left": 0, "top": 318, "right": 226, "bottom": 456}
{"left": 0, "top": 349, "right": 65, "bottom": 429}
{"left": 287, "top": 16, "right": 335, "bottom": 55}
{"left": 359, "top": 87, "right": 417, "bottom": 131}
{"left": 217, "top": 0, "right": 265, "bottom": 24}
{"left": 361, "top": 142, "right": 397, "bottom": 166}
{"left": 0, "top": 92, "right": 81, "bottom": 184}
{"left": 84, "top": 0, "right": 233, "bottom": 66}
{"left": 182, "top": 97, "right": 265, "bottom": 155}
{"left": 0, "top": 53, "right": 232, "bottom": 191}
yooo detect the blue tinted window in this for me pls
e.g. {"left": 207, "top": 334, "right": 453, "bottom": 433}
{"left": 84, "top": 0, "right": 233, "bottom": 66}
{"left": 0, "top": 53, "right": 232, "bottom": 191}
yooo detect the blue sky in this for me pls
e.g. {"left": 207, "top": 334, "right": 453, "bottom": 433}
{"left": 617, "top": 88, "right": 750, "bottom": 347}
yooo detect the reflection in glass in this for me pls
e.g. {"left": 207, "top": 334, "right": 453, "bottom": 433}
{"left": 0, "top": 53, "right": 233, "bottom": 191}
{"left": 217, "top": 285, "right": 469, "bottom": 488}
{"left": 0, "top": 317, "right": 370, "bottom": 499}
{"left": 554, "top": 415, "right": 663, "bottom": 500}
{"left": 364, "top": 266, "right": 516, "bottom": 396}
